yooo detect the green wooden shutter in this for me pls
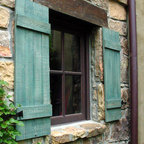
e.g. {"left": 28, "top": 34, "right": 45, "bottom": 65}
{"left": 14, "top": 0, "right": 52, "bottom": 141}
{"left": 103, "top": 28, "right": 121, "bottom": 122}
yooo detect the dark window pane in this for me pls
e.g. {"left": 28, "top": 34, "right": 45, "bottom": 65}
{"left": 65, "top": 75, "right": 81, "bottom": 114}
{"left": 64, "top": 33, "right": 80, "bottom": 71}
{"left": 50, "top": 30, "right": 62, "bottom": 70}
{"left": 50, "top": 74, "right": 62, "bottom": 116}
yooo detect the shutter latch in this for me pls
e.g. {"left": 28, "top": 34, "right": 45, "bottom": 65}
{"left": 16, "top": 111, "right": 23, "bottom": 118}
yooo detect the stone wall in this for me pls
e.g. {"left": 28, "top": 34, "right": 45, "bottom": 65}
{"left": 0, "top": 1, "right": 15, "bottom": 95}
{"left": 0, "top": 0, "right": 130, "bottom": 143}
{"left": 90, "top": 0, "right": 130, "bottom": 143}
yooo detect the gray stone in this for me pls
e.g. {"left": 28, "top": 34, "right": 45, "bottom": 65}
{"left": 0, "top": 30, "right": 9, "bottom": 47}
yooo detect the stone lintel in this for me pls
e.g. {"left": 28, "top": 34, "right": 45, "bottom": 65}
{"left": 51, "top": 121, "right": 106, "bottom": 144}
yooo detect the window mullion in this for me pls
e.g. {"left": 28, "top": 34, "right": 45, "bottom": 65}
{"left": 62, "top": 32, "right": 65, "bottom": 116}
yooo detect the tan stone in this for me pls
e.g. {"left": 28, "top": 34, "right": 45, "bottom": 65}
{"left": 121, "top": 55, "right": 129, "bottom": 83}
{"left": 0, "top": 0, "right": 15, "bottom": 8}
{"left": 45, "top": 136, "right": 51, "bottom": 144}
{"left": 0, "top": 31, "right": 9, "bottom": 47}
{"left": 51, "top": 131, "right": 71, "bottom": 143}
{"left": 95, "top": 28, "right": 103, "bottom": 57}
{"left": 97, "top": 83, "right": 105, "bottom": 121}
{"left": 109, "top": 0, "right": 126, "bottom": 20}
{"left": 80, "top": 123, "right": 106, "bottom": 138}
{"left": 51, "top": 122, "right": 106, "bottom": 143}
{"left": 92, "top": 89, "right": 97, "bottom": 100}
{"left": 0, "top": 46, "right": 12, "bottom": 57}
{"left": 0, "top": 61, "right": 14, "bottom": 89}
{"left": 108, "top": 19, "right": 127, "bottom": 36}
{"left": 94, "top": 28, "right": 104, "bottom": 81}
{"left": 63, "top": 127, "right": 86, "bottom": 138}
{"left": 51, "top": 127, "right": 86, "bottom": 143}
{"left": 120, "top": 36, "right": 128, "bottom": 56}
{"left": 0, "top": 7, "right": 10, "bottom": 28}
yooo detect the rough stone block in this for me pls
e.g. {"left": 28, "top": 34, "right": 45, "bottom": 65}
{"left": 97, "top": 83, "right": 105, "bottom": 121}
{"left": 121, "top": 55, "right": 129, "bottom": 83}
{"left": 94, "top": 28, "right": 104, "bottom": 81}
{"left": 45, "top": 136, "right": 51, "bottom": 144}
{"left": 92, "top": 103, "right": 97, "bottom": 121}
{"left": 89, "top": 0, "right": 108, "bottom": 10}
{"left": 80, "top": 123, "right": 106, "bottom": 138}
{"left": 0, "top": 46, "right": 12, "bottom": 57}
{"left": 95, "top": 56, "right": 103, "bottom": 81}
{"left": 120, "top": 36, "right": 128, "bottom": 56}
{"left": 91, "top": 135, "right": 103, "bottom": 143}
{"left": 109, "top": 0, "right": 126, "bottom": 20}
{"left": 51, "top": 122, "right": 106, "bottom": 144}
{"left": 103, "top": 124, "right": 111, "bottom": 141}
{"left": 110, "top": 118, "right": 129, "bottom": 141}
{"left": 0, "top": 7, "right": 10, "bottom": 28}
{"left": 0, "top": 61, "right": 14, "bottom": 89}
{"left": 0, "top": 31, "right": 10, "bottom": 47}
{"left": 0, "top": 0, "right": 15, "bottom": 8}
{"left": 92, "top": 89, "right": 97, "bottom": 101}
{"left": 83, "top": 139, "right": 92, "bottom": 144}
{"left": 108, "top": 19, "right": 127, "bottom": 36}
{"left": 121, "top": 88, "right": 129, "bottom": 109}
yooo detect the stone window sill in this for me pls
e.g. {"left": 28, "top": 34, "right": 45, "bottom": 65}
{"left": 51, "top": 120, "right": 106, "bottom": 144}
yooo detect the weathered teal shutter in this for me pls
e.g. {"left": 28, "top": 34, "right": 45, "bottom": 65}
{"left": 103, "top": 28, "right": 121, "bottom": 122}
{"left": 14, "top": 0, "right": 52, "bottom": 141}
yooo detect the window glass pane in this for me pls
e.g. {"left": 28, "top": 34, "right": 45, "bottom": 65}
{"left": 65, "top": 75, "right": 81, "bottom": 114}
{"left": 64, "top": 33, "right": 80, "bottom": 71}
{"left": 50, "top": 30, "right": 62, "bottom": 70}
{"left": 50, "top": 74, "right": 62, "bottom": 116}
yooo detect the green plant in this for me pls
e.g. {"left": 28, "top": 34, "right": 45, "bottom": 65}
{"left": 0, "top": 80, "right": 24, "bottom": 144}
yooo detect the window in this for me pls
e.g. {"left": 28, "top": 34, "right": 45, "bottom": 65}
{"left": 50, "top": 10, "right": 90, "bottom": 125}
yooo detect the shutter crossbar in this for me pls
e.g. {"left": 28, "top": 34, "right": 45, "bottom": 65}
{"left": 17, "top": 104, "right": 52, "bottom": 120}
{"left": 16, "top": 14, "right": 51, "bottom": 34}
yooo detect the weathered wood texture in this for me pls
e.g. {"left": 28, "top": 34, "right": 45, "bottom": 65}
{"left": 34, "top": 0, "right": 108, "bottom": 27}
{"left": 103, "top": 28, "right": 121, "bottom": 122}
{"left": 15, "top": 0, "right": 52, "bottom": 141}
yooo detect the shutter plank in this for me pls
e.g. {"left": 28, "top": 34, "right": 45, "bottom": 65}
{"left": 15, "top": 0, "right": 52, "bottom": 140}
{"left": 42, "top": 33, "right": 50, "bottom": 104}
{"left": 103, "top": 28, "right": 121, "bottom": 122}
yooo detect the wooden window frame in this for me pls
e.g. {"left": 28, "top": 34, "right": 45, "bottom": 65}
{"left": 50, "top": 10, "right": 90, "bottom": 125}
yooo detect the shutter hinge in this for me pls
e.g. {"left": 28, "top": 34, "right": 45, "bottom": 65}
{"left": 16, "top": 111, "right": 23, "bottom": 118}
